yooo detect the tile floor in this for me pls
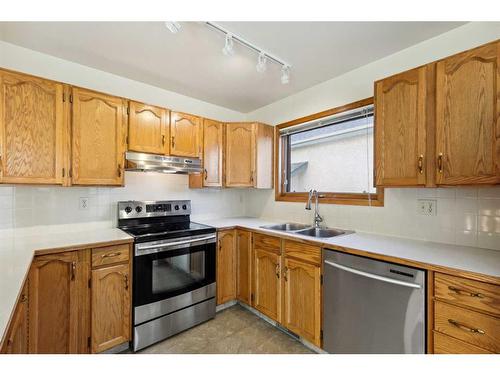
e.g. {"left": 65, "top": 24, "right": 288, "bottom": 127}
{"left": 137, "top": 305, "right": 314, "bottom": 354}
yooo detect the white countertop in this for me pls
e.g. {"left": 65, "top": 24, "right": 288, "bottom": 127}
{"left": 197, "top": 217, "right": 500, "bottom": 278}
{"left": 0, "top": 227, "right": 132, "bottom": 343}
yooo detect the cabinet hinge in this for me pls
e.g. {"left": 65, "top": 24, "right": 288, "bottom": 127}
{"left": 251, "top": 293, "right": 254, "bottom": 302}
{"left": 320, "top": 274, "right": 323, "bottom": 285}
{"left": 320, "top": 330, "right": 323, "bottom": 340}
{"left": 126, "top": 106, "right": 130, "bottom": 115}
{"left": 62, "top": 93, "right": 66, "bottom": 102}
{"left": 126, "top": 135, "right": 129, "bottom": 145}
{"left": 69, "top": 94, "right": 73, "bottom": 103}
{"left": 69, "top": 168, "right": 73, "bottom": 178}
{"left": 62, "top": 168, "right": 65, "bottom": 178}
{"left": 88, "top": 278, "right": 91, "bottom": 289}
{"left": 87, "top": 337, "right": 91, "bottom": 350}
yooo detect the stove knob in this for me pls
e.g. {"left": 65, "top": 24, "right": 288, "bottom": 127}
{"left": 135, "top": 206, "right": 143, "bottom": 213}
{"left": 174, "top": 205, "right": 179, "bottom": 211}
{"left": 182, "top": 204, "right": 187, "bottom": 210}
{"left": 124, "top": 206, "right": 132, "bottom": 214}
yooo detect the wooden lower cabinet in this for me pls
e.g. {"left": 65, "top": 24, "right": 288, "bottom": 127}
{"left": 236, "top": 230, "right": 252, "bottom": 305}
{"left": 434, "top": 331, "right": 492, "bottom": 354}
{"left": 282, "top": 257, "right": 321, "bottom": 347}
{"left": 91, "top": 263, "right": 131, "bottom": 353}
{"left": 253, "top": 247, "right": 282, "bottom": 323}
{"left": 1, "top": 283, "right": 29, "bottom": 354}
{"left": 217, "top": 230, "right": 236, "bottom": 305}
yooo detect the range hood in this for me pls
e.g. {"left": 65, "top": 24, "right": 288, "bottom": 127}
{"left": 125, "top": 152, "right": 202, "bottom": 174}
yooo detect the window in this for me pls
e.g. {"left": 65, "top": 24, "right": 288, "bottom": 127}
{"left": 275, "top": 98, "right": 383, "bottom": 206}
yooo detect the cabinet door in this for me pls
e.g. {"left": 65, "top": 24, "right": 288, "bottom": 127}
{"left": 71, "top": 88, "right": 126, "bottom": 185}
{"left": 226, "top": 123, "right": 255, "bottom": 187}
{"left": 91, "top": 263, "right": 130, "bottom": 353}
{"left": 170, "top": 111, "right": 201, "bottom": 157}
{"left": 253, "top": 248, "right": 281, "bottom": 323}
{"left": 283, "top": 258, "right": 321, "bottom": 346}
{"left": 1, "top": 283, "right": 28, "bottom": 354}
{"left": 128, "top": 101, "right": 169, "bottom": 155}
{"left": 255, "top": 123, "right": 274, "bottom": 189}
{"left": 375, "top": 66, "right": 427, "bottom": 186}
{"left": 0, "top": 70, "right": 65, "bottom": 184}
{"left": 203, "top": 119, "right": 223, "bottom": 187}
{"left": 216, "top": 230, "right": 236, "bottom": 305}
{"left": 236, "top": 230, "right": 252, "bottom": 305}
{"left": 28, "top": 250, "right": 90, "bottom": 354}
{"left": 435, "top": 41, "right": 500, "bottom": 185}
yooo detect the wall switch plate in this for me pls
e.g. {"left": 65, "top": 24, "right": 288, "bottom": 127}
{"left": 79, "top": 197, "right": 89, "bottom": 210}
{"left": 417, "top": 199, "right": 437, "bottom": 216}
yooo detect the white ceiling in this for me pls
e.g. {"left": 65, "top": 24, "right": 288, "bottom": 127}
{"left": 0, "top": 22, "right": 465, "bottom": 113}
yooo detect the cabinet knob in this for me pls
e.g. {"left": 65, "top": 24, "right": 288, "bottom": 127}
{"left": 204, "top": 169, "right": 208, "bottom": 180}
{"left": 71, "top": 261, "right": 76, "bottom": 281}
{"left": 417, "top": 155, "right": 424, "bottom": 174}
{"left": 117, "top": 164, "right": 122, "bottom": 177}
{"left": 437, "top": 153, "right": 443, "bottom": 173}
{"left": 171, "top": 136, "right": 175, "bottom": 148}
{"left": 124, "top": 274, "right": 129, "bottom": 290}
{"left": 162, "top": 135, "right": 166, "bottom": 145}
{"left": 275, "top": 264, "right": 280, "bottom": 279}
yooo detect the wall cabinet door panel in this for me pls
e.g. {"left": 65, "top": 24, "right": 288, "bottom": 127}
{"left": 203, "top": 119, "right": 224, "bottom": 187}
{"left": 1, "top": 282, "right": 28, "bottom": 354}
{"left": 128, "top": 101, "right": 169, "bottom": 155}
{"left": 435, "top": 41, "right": 500, "bottom": 185}
{"left": 253, "top": 248, "right": 281, "bottom": 323}
{"left": 217, "top": 230, "right": 236, "bottom": 305}
{"left": 226, "top": 123, "right": 255, "bottom": 187}
{"left": 71, "top": 88, "right": 126, "bottom": 186}
{"left": 170, "top": 112, "right": 201, "bottom": 157}
{"left": 0, "top": 70, "right": 65, "bottom": 184}
{"left": 91, "top": 263, "right": 130, "bottom": 353}
{"left": 375, "top": 66, "right": 427, "bottom": 186}
{"left": 236, "top": 230, "right": 252, "bottom": 305}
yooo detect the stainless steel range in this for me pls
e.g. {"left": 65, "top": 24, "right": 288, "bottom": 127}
{"left": 117, "top": 200, "right": 216, "bottom": 352}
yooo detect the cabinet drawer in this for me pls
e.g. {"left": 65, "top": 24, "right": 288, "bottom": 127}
{"left": 92, "top": 244, "right": 130, "bottom": 268}
{"left": 434, "top": 331, "right": 492, "bottom": 354}
{"left": 435, "top": 273, "right": 500, "bottom": 315}
{"left": 434, "top": 301, "right": 500, "bottom": 353}
{"left": 283, "top": 240, "right": 321, "bottom": 265}
{"left": 253, "top": 233, "right": 281, "bottom": 254}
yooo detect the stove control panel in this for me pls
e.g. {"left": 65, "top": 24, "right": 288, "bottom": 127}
{"left": 118, "top": 200, "right": 191, "bottom": 219}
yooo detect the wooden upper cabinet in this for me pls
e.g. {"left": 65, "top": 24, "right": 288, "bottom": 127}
{"left": 236, "top": 230, "right": 252, "bottom": 305}
{"left": 255, "top": 123, "right": 274, "bottom": 189}
{"left": 170, "top": 111, "right": 201, "bottom": 157}
{"left": 91, "top": 263, "right": 130, "bottom": 353}
{"left": 217, "top": 230, "right": 236, "bottom": 305}
{"left": 375, "top": 66, "right": 428, "bottom": 186}
{"left": 203, "top": 119, "right": 224, "bottom": 187}
{"left": 253, "top": 247, "right": 281, "bottom": 323}
{"left": 0, "top": 70, "right": 65, "bottom": 184}
{"left": 435, "top": 41, "right": 500, "bottom": 185}
{"left": 71, "top": 88, "right": 126, "bottom": 186}
{"left": 226, "top": 123, "right": 255, "bottom": 187}
{"left": 28, "top": 250, "right": 90, "bottom": 354}
{"left": 128, "top": 101, "right": 169, "bottom": 155}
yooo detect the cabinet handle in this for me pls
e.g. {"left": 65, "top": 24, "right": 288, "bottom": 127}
{"left": 204, "top": 169, "right": 208, "bottom": 180}
{"left": 218, "top": 239, "right": 222, "bottom": 251}
{"left": 71, "top": 261, "right": 76, "bottom": 281}
{"left": 20, "top": 294, "right": 27, "bottom": 303}
{"left": 283, "top": 267, "right": 288, "bottom": 282}
{"left": 124, "top": 274, "right": 129, "bottom": 290}
{"left": 117, "top": 164, "right": 122, "bottom": 177}
{"left": 62, "top": 168, "right": 65, "bottom": 178}
{"left": 417, "top": 155, "right": 424, "bottom": 174}
{"left": 437, "top": 153, "right": 443, "bottom": 173}
{"left": 102, "top": 252, "right": 121, "bottom": 259}
{"left": 162, "top": 135, "right": 166, "bottom": 145}
{"left": 448, "top": 319, "right": 485, "bottom": 334}
{"left": 448, "top": 286, "right": 484, "bottom": 298}
{"left": 250, "top": 171, "right": 254, "bottom": 183}
{"left": 275, "top": 263, "right": 280, "bottom": 279}
{"left": 171, "top": 136, "right": 175, "bottom": 148}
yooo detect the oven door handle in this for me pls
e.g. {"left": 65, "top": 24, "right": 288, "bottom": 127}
{"left": 136, "top": 234, "right": 216, "bottom": 255}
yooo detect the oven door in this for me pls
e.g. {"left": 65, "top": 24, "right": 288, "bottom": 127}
{"left": 133, "top": 233, "right": 216, "bottom": 309}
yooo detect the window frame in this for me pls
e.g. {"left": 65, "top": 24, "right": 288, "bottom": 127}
{"left": 274, "top": 97, "right": 384, "bottom": 207}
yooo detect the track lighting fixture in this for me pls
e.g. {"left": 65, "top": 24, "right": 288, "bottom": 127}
{"left": 222, "top": 34, "right": 235, "bottom": 56}
{"left": 256, "top": 52, "right": 267, "bottom": 73}
{"left": 164, "top": 22, "right": 181, "bottom": 34}
{"left": 281, "top": 65, "right": 290, "bottom": 85}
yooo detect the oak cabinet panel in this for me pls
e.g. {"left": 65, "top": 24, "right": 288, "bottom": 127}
{"left": 128, "top": 101, "right": 169, "bottom": 155}
{"left": 91, "top": 263, "right": 131, "bottom": 353}
{"left": 28, "top": 250, "right": 90, "bottom": 354}
{"left": 236, "top": 230, "right": 252, "bottom": 305}
{"left": 1, "top": 283, "right": 28, "bottom": 354}
{"left": 435, "top": 41, "right": 500, "bottom": 185}
{"left": 226, "top": 123, "right": 255, "bottom": 187}
{"left": 283, "top": 257, "right": 321, "bottom": 346}
{"left": 434, "top": 331, "right": 492, "bottom": 354}
{"left": 202, "top": 119, "right": 224, "bottom": 187}
{"left": 217, "top": 230, "right": 236, "bottom": 305}
{"left": 0, "top": 70, "right": 65, "bottom": 184}
{"left": 254, "top": 123, "right": 274, "bottom": 189}
{"left": 253, "top": 247, "right": 281, "bottom": 323}
{"left": 71, "top": 88, "right": 126, "bottom": 186}
{"left": 375, "top": 66, "right": 427, "bottom": 186}
{"left": 170, "top": 111, "right": 201, "bottom": 157}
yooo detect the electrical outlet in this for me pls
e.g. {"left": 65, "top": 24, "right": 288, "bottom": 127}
{"left": 79, "top": 197, "right": 89, "bottom": 210}
{"left": 417, "top": 199, "right": 437, "bottom": 216}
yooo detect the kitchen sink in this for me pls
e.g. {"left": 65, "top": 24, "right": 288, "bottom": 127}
{"left": 295, "top": 227, "right": 352, "bottom": 238}
{"left": 260, "top": 223, "right": 311, "bottom": 231}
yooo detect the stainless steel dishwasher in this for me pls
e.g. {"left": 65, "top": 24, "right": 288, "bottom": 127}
{"left": 322, "top": 249, "right": 426, "bottom": 354}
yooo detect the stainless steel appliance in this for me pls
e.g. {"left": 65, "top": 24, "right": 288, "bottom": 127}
{"left": 125, "top": 151, "right": 202, "bottom": 174}
{"left": 322, "top": 250, "right": 426, "bottom": 354}
{"left": 118, "top": 200, "right": 216, "bottom": 351}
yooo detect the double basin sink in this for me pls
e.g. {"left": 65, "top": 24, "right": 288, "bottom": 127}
{"left": 260, "top": 223, "right": 353, "bottom": 238}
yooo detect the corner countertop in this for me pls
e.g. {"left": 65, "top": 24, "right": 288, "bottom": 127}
{"left": 196, "top": 217, "right": 500, "bottom": 280}
{"left": 0, "top": 226, "right": 133, "bottom": 345}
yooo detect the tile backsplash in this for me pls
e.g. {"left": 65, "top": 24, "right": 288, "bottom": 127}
{"left": 245, "top": 186, "right": 500, "bottom": 251}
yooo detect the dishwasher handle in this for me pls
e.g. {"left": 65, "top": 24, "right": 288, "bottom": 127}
{"left": 324, "top": 260, "right": 422, "bottom": 289}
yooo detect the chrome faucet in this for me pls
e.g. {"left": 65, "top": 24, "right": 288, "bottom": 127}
{"left": 305, "top": 189, "right": 324, "bottom": 228}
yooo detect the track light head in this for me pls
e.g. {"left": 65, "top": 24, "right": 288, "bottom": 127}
{"left": 222, "top": 34, "right": 235, "bottom": 56}
{"left": 281, "top": 65, "right": 290, "bottom": 84}
{"left": 165, "top": 22, "right": 181, "bottom": 34}
{"left": 256, "top": 52, "right": 267, "bottom": 73}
